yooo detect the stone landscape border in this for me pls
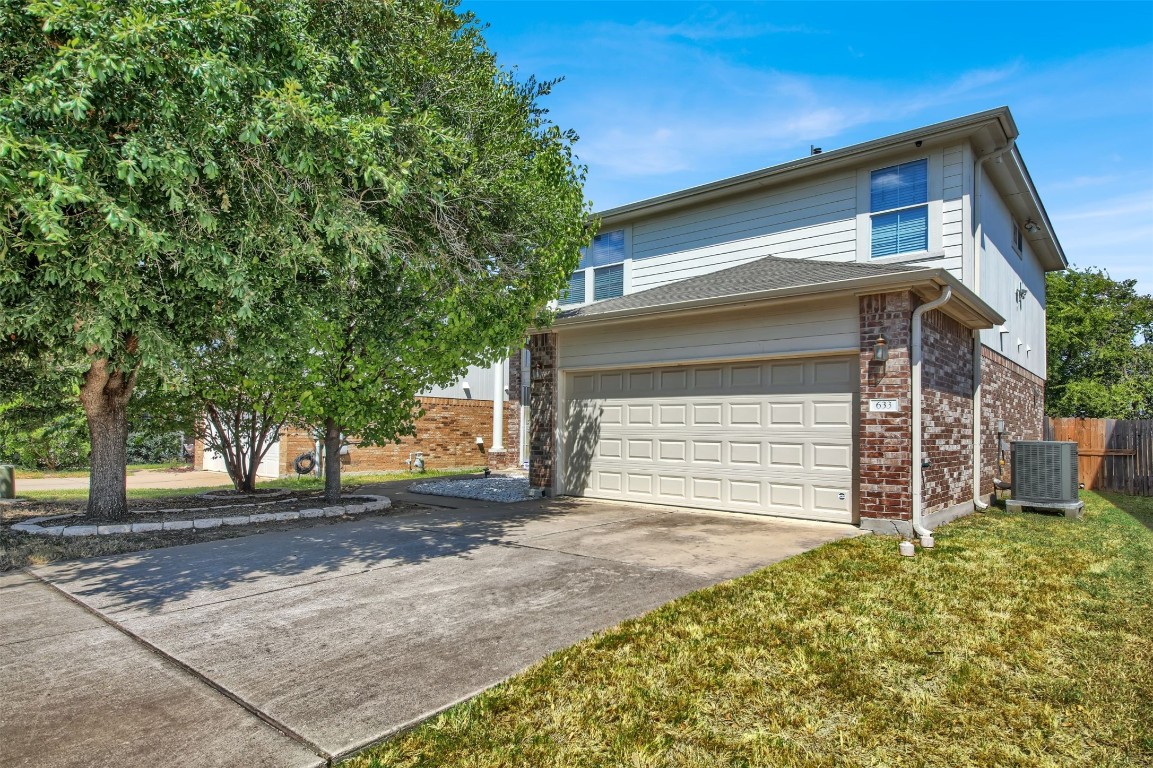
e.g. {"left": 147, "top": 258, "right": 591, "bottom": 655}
{"left": 10, "top": 495, "right": 392, "bottom": 537}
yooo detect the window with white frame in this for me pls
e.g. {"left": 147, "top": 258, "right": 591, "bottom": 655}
{"left": 559, "top": 229, "right": 627, "bottom": 305}
{"left": 1012, "top": 221, "right": 1023, "bottom": 256}
{"left": 870, "top": 159, "right": 928, "bottom": 258}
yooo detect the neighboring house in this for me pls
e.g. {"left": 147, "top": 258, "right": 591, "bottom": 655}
{"left": 528, "top": 107, "right": 1063, "bottom": 535}
{"left": 195, "top": 356, "right": 527, "bottom": 476}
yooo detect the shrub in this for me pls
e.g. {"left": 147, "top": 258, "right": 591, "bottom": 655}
{"left": 125, "top": 432, "right": 186, "bottom": 465}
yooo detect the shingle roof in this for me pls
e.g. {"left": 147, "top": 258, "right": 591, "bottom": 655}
{"left": 558, "top": 256, "right": 926, "bottom": 320}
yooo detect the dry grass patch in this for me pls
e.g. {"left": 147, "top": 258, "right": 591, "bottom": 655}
{"left": 345, "top": 492, "right": 1153, "bottom": 768}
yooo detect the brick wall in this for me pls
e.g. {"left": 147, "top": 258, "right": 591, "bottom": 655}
{"left": 980, "top": 346, "right": 1045, "bottom": 493}
{"left": 528, "top": 332, "right": 558, "bottom": 491}
{"left": 858, "top": 292, "right": 913, "bottom": 524}
{"left": 921, "top": 309, "right": 975, "bottom": 514}
{"left": 274, "top": 397, "right": 519, "bottom": 476}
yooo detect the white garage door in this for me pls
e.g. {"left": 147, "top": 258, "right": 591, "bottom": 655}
{"left": 203, "top": 427, "right": 281, "bottom": 479}
{"left": 561, "top": 357, "right": 856, "bottom": 523}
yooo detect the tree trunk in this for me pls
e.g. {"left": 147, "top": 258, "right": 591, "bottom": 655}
{"left": 323, "top": 417, "right": 342, "bottom": 503}
{"left": 79, "top": 358, "right": 137, "bottom": 519}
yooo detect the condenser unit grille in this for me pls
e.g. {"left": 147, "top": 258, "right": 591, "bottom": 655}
{"left": 1012, "top": 441, "right": 1079, "bottom": 503}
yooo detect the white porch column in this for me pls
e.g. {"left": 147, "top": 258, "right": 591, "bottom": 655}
{"left": 491, "top": 358, "right": 505, "bottom": 452}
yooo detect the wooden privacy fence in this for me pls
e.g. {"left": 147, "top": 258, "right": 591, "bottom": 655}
{"left": 1045, "top": 417, "right": 1153, "bottom": 495}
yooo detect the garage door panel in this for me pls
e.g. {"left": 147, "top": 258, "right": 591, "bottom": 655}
{"left": 728, "top": 402, "right": 763, "bottom": 427}
{"left": 691, "top": 440, "right": 723, "bottom": 464}
{"left": 728, "top": 441, "right": 761, "bottom": 465}
{"left": 659, "top": 404, "right": 688, "bottom": 426}
{"left": 627, "top": 439, "right": 653, "bottom": 460}
{"left": 564, "top": 357, "right": 855, "bottom": 523}
{"left": 769, "top": 402, "right": 805, "bottom": 426}
{"left": 812, "top": 443, "right": 852, "bottom": 471}
{"left": 658, "top": 440, "right": 687, "bottom": 462}
{"left": 692, "top": 404, "right": 723, "bottom": 426}
{"left": 600, "top": 373, "right": 624, "bottom": 392}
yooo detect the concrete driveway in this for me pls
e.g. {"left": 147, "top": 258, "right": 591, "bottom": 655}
{"left": 3, "top": 493, "right": 862, "bottom": 767}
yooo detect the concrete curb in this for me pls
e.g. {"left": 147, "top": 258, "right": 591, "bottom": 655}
{"left": 11, "top": 495, "right": 392, "bottom": 537}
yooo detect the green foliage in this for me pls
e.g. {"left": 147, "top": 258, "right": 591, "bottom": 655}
{"left": 0, "top": 410, "right": 90, "bottom": 470}
{"left": 1046, "top": 267, "right": 1153, "bottom": 418}
{"left": 1, "top": 0, "right": 588, "bottom": 512}
{"left": 124, "top": 431, "right": 184, "bottom": 465}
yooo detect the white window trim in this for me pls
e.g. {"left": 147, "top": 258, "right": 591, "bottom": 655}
{"left": 565, "top": 226, "right": 633, "bottom": 307}
{"left": 855, "top": 152, "right": 943, "bottom": 262}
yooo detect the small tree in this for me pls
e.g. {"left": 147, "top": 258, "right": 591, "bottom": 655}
{"left": 285, "top": 3, "right": 591, "bottom": 502}
{"left": 1046, "top": 266, "right": 1153, "bottom": 418}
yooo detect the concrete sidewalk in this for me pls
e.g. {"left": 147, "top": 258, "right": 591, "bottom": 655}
{"left": 11, "top": 494, "right": 862, "bottom": 765}
{"left": 15, "top": 469, "right": 233, "bottom": 493}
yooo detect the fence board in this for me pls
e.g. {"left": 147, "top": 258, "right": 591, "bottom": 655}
{"left": 1046, "top": 417, "right": 1153, "bottom": 495}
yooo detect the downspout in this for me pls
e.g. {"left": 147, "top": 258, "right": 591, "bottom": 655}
{"left": 911, "top": 286, "right": 953, "bottom": 547}
{"left": 971, "top": 138, "right": 1015, "bottom": 511}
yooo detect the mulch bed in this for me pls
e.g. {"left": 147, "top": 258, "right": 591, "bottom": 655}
{"left": 2, "top": 492, "right": 379, "bottom": 528}
{"left": 0, "top": 498, "right": 429, "bottom": 571}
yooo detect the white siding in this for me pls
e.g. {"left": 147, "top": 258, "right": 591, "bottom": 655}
{"left": 630, "top": 171, "right": 858, "bottom": 291}
{"left": 421, "top": 360, "right": 507, "bottom": 400}
{"left": 557, "top": 297, "right": 859, "bottom": 371}
{"left": 941, "top": 144, "right": 966, "bottom": 267}
{"left": 977, "top": 172, "right": 1047, "bottom": 379}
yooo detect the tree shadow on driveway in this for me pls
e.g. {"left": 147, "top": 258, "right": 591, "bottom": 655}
{"left": 29, "top": 497, "right": 641, "bottom": 617}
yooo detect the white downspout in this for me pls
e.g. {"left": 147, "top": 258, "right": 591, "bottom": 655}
{"left": 912, "top": 286, "right": 953, "bottom": 547}
{"left": 491, "top": 358, "right": 505, "bottom": 453}
{"left": 970, "top": 138, "right": 1014, "bottom": 511}
{"left": 972, "top": 329, "right": 988, "bottom": 511}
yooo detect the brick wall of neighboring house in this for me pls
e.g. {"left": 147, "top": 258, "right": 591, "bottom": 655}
{"left": 858, "top": 291, "right": 913, "bottom": 525}
{"left": 921, "top": 309, "right": 975, "bottom": 515}
{"left": 274, "top": 397, "right": 519, "bottom": 476}
{"left": 528, "top": 332, "right": 558, "bottom": 491}
{"left": 192, "top": 434, "right": 204, "bottom": 470}
{"left": 980, "top": 346, "right": 1045, "bottom": 494}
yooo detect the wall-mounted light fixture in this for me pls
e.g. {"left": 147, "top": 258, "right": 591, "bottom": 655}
{"left": 872, "top": 334, "right": 889, "bottom": 363}
{"left": 1023, "top": 219, "right": 1041, "bottom": 233}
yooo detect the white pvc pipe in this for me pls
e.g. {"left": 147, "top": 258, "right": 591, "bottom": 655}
{"left": 972, "top": 329, "right": 989, "bottom": 511}
{"left": 491, "top": 358, "right": 505, "bottom": 452}
{"left": 911, "top": 286, "right": 953, "bottom": 545}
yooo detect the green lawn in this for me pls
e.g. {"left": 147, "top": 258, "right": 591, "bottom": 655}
{"left": 345, "top": 492, "right": 1153, "bottom": 768}
{"left": 14, "top": 467, "right": 484, "bottom": 504}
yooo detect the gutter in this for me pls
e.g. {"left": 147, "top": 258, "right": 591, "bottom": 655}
{"left": 911, "top": 287, "right": 954, "bottom": 547}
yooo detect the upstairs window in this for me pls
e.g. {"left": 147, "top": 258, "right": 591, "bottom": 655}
{"left": 558, "top": 270, "right": 585, "bottom": 306}
{"left": 1012, "top": 222, "right": 1024, "bottom": 256}
{"left": 563, "top": 229, "right": 627, "bottom": 305}
{"left": 870, "top": 159, "right": 928, "bottom": 258}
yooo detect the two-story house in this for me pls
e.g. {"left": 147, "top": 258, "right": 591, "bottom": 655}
{"left": 527, "top": 106, "right": 1064, "bottom": 538}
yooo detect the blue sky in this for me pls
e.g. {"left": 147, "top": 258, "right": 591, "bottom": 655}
{"left": 465, "top": 1, "right": 1153, "bottom": 290}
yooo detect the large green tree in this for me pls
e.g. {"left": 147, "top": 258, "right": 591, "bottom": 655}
{"left": 1046, "top": 266, "right": 1153, "bottom": 418}
{"left": 1, "top": 0, "right": 588, "bottom": 516}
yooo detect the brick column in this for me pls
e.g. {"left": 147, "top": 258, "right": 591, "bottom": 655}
{"left": 528, "top": 332, "right": 558, "bottom": 492}
{"left": 859, "top": 292, "right": 913, "bottom": 533}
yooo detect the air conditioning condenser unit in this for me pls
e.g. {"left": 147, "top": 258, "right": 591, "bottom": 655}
{"left": 1007, "top": 440, "right": 1084, "bottom": 519}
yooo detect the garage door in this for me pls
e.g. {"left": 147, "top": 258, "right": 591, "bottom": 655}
{"left": 561, "top": 357, "right": 856, "bottom": 523}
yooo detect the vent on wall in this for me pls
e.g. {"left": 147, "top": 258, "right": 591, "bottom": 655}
{"left": 1011, "top": 441, "right": 1079, "bottom": 503}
